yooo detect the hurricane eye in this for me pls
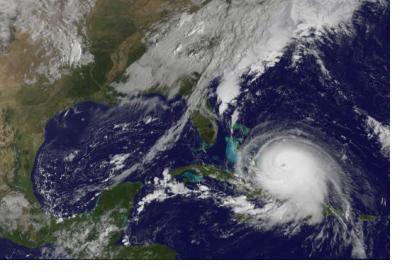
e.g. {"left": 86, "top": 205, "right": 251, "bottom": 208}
{"left": 235, "top": 129, "right": 348, "bottom": 227}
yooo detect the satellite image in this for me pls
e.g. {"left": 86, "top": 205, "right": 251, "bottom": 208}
{"left": 0, "top": 0, "right": 389, "bottom": 259}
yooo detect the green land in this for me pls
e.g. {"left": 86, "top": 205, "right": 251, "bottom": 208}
{"left": 0, "top": 0, "right": 203, "bottom": 258}
{"left": 0, "top": 181, "right": 175, "bottom": 259}
{"left": 171, "top": 164, "right": 235, "bottom": 182}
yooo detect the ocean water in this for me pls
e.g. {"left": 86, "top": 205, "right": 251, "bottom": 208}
{"left": 2, "top": 0, "right": 389, "bottom": 259}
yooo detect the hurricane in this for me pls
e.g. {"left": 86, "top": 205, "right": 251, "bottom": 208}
{"left": 235, "top": 125, "right": 349, "bottom": 226}
{"left": 0, "top": 0, "right": 389, "bottom": 260}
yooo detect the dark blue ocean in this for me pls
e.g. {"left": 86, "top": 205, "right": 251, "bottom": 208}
{"left": 1, "top": 1, "right": 389, "bottom": 259}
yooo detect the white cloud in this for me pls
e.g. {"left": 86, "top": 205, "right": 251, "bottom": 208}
{"left": 110, "top": 153, "right": 131, "bottom": 171}
{"left": 0, "top": 0, "right": 95, "bottom": 82}
{"left": 366, "top": 115, "right": 390, "bottom": 157}
{"left": 115, "top": 0, "right": 362, "bottom": 114}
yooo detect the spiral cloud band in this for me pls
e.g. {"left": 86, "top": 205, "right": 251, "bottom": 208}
{"left": 235, "top": 126, "right": 348, "bottom": 226}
